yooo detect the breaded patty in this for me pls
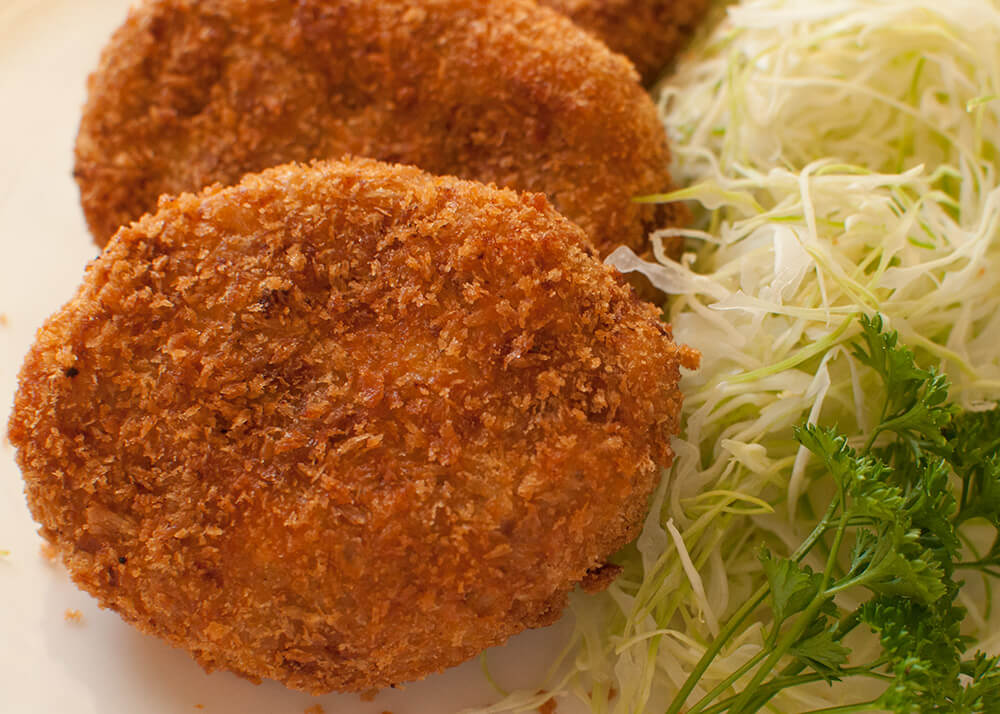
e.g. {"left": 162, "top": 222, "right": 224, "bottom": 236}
{"left": 10, "top": 159, "right": 697, "bottom": 693}
{"left": 74, "top": 0, "right": 683, "bottom": 256}
{"left": 541, "top": 0, "right": 712, "bottom": 84}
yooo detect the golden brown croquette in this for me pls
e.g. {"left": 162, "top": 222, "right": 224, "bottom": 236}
{"left": 540, "top": 0, "right": 712, "bottom": 84}
{"left": 74, "top": 0, "right": 684, "bottom": 256}
{"left": 11, "top": 159, "right": 697, "bottom": 693}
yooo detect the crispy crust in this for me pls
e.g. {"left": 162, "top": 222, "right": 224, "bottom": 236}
{"left": 10, "top": 159, "right": 696, "bottom": 693}
{"left": 74, "top": 0, "right": 682, "bottom": 256}
{"left": 540, "top": 0, "right": 712, "bottom": 84}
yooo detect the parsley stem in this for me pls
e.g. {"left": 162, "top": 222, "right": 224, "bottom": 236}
{"left": 726, "top": 594, "right": 833, "bottom": 713}
{"left": 728, "top": 498, "right": 849, "bottom": 713}
{"left": 822, "top": 508, "right": 850, "bottom": 584}
{"left": 793, "top": 497, "right": 842, "bottom": 561}
{"left": 833, "top": 609, "right": 862, "bottom": 640}
{"left": 863, "top": 395, "right": 891, "bottom": 454}
{"left": 665, "top": 493, "right": 841, "bottom": 714}
{"left": 955, "top": 555, "right": 1000, "bottom": 570}
{"left": 961, "top": 565, "right": 1000, "bottom": 578}
{"left": 698, "top": 667, "right": 891, "bottom": 714}
{"left": 802, "top": 697, "right": 883, "bottom": 714}
{"left": 825, "top": 573, "right": 869, "bottom": 596}
{"left": 742, "top": 609, "right": 867, "bottom": 710}
{"left": 862, "top": 428, "right": 883, "bottom": 455}
{"left": 665, "top": 497, "right": 840, "bottom": 714}
{"left": 683, "top": 649, "right": 769, "bottom": 714}
{"left": 663, "top": 582, "right": 770, "bottom": 714}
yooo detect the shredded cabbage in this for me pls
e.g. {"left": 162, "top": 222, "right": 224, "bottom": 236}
{"left": 472, "top": 1, "right": 1000, "bottom": 712}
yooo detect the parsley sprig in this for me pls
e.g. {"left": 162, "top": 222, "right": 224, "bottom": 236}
{"left": 665, "top": 315, "right": 1000, "bottom": 714}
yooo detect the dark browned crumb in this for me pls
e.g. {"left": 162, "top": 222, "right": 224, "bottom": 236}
{"left": 10, "top": 159, "right": 696, "bottom": 694}
{"left": 540, "top": 0, "right": 712, "bottom": 84}
{"left": 537, "top": 693, "right": 558, "bottom": 714}
{"left": 579, "top": 563, "right": 624, "bottom": 593}
{"left": 303, "top": 706, "right": 324, "bottom": 714}
{"left": 588, "top": 684, "right": 618, "bottom": 701}
{"left": 74, "top": 0, "right": 684, "bottom": 258}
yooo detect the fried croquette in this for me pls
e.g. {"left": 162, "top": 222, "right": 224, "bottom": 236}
{"left": 540, "top": 0, "right": 712, "bottom": 84}
{"left": 10, "top": 159, "right": 697, "bottom": 693}
{"left": 74, "top": 0, "right": 683, "bottom": 257}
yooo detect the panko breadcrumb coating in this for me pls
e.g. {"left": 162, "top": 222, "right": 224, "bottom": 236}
{"left": 540, "top": 0, "right": 712, "bottom": 84}
{"left": 74, "top": 0, "right": 683, "bottom": 257}
{"left": 10, "top": 159, "right": 697, "bottom": 693}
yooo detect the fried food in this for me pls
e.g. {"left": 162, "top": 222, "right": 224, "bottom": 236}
{"left": 540, "top": 0, "right": 712, "bottom": 84}
{"left": 74, "top": 0, "right": 682, "bottom": 257}
{"left": 10, "top": 159, "right": 697, "bottom": 693}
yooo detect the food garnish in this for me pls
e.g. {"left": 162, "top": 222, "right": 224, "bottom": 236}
{"left": 665, "top": 315, "right": 1000, "bottom": 713}
{"left": 477, "top": 3, "right": 1000, "bottom": 712}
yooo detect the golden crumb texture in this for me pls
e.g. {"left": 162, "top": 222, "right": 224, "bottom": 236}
{"left": 540, "top": 0, "right": 711, "bottom": 84}
{"left": 10, "top": 159, "right": 695, "bottom": 693}
{"left": 74, "top": 0, "right": 682, "bottom": 256}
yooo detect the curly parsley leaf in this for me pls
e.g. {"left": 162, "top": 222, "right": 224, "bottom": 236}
{"left": 760, "top": 549, "right": 824, "bottom": 629}
{"left": 788, "top": 624, "right": 851, "bottom": 676}
{"left": 843, "top": 525, "right": 946, "bottom": 604}
{"left": 853, "top": 314, "right": 955, "bottom": 451}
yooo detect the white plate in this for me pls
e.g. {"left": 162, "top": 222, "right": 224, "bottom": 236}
{"left": 0, "top": 3, "right": 580, "bottom": 712}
